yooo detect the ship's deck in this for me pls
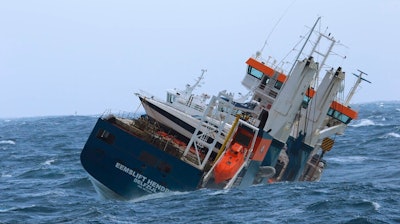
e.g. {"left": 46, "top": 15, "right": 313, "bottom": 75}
{"left": 104, "top": 115, "right": 213, "bottom": 171}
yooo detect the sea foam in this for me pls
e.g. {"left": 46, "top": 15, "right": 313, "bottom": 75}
{"left": 385, "top": 132, "right": 400, "bottom": 138}
{"left": 351, "top": 119, "right": 375, "bottom": 127}
{"left": 42, "top": 159, "right": 56, "bottom": 166}
{"left": 0, "top": 140, "right": 16, "bottom": 145}
{"left": 327, "top": 156, "right": 368, "bottom": 163}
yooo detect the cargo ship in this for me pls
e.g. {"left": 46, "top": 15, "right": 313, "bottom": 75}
{"left": 80, "top": 18, "right": 370, "bottom": 200}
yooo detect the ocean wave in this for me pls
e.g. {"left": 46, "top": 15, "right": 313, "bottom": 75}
{"left": 290, "top": 185, "right": 306, "bottom": 190}
{"left": 207, "top": 189, "right": 231, "bottom": 196}
{"left": 1, "top": 173, "right": 12, "bottom": 178}
{"left": 364, "top": 199, "right": 381, "bottom": 211}
{"left": 27, "top": 189, "right": 67, "bottom": 197}
{"left": 129, "top": 191, "right": 189, "bottom": 203}
{"left": 327, "top": 156, "right": 368, "bottom": 163}
{"left": 0, "top": 140, "right": 16, "bottom": 145}
{"left": 350, "top": 119, "right": 376, "bottom": 127}
{"left": 0, "top": 204, "right": 36, "bottom": 213}
{"left": 41, "top": 159, "right": 56, "bottom": 166}
{"left": 384, "top": 132, "right": 400, "bottom": 138}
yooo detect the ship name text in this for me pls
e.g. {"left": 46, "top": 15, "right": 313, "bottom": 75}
{"left": 115, "top": 162, "right": 170, "bottom": 194}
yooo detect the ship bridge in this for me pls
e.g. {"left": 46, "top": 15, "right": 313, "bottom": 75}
{"left": 241, "top": 57, "right": 287, "bottom": 112}
{"left": 327, "top": 101, "right": 358, "bottom": 124}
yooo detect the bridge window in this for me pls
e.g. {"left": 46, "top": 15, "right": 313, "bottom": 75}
{"left": 262, "top": 76, "right": 270, "bottom": 85}
{"left": 167, "top": 93, "right": 176, "bottom": 103}
{"left": 259, "top": 76, "right": 270, "bottom": 90}
{"left": 302, "top": 96, "right": 312, "bottom": 109}
{"left": 327, "top": 108, "right": 352, "bottom": 124}
{"left": 248, "top": 66, "right": 263, "bottom": 79}
{"left": 274, "top": 80, "right": 283, "bottom": 90}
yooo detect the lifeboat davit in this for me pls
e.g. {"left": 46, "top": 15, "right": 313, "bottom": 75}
{"left": 214, "top": 143, "right": 246, "bottom": 184}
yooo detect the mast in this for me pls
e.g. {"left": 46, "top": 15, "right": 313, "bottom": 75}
{"left": 287, "top": 17, "right": 321, "bottom": 76}
{"left": 344, "top": 69, "right": 371, "bottom": 106}
{"left": 309, "top": 32, "right": 336, "bottom": 77}
{"left": 183, "top": 69, "right": 207, "bottom": 96}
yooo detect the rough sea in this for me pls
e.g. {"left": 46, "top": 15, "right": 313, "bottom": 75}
{"left": 1, "top": 102, "right": 399, "bottom": 223}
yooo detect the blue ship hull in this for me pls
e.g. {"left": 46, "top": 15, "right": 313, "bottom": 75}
{"left": 80, "top": 117, "right": 204, "bottom": 200}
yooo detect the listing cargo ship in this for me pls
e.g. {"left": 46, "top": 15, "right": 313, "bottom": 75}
{"left": 80, "top": 18, "right": 370, "bottom": 200}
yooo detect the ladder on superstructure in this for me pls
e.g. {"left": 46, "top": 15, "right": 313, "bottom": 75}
{"left": 181, "top": 91, "right": 235, "bottom": 170}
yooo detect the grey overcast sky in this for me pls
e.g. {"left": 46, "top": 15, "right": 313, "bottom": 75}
{"left": 0, "top": 0, "right": 399, "bottom": 118}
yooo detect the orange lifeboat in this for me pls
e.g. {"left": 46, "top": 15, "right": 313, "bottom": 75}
{"left": 214, "top": 143, "right": 246, "bottom": 184}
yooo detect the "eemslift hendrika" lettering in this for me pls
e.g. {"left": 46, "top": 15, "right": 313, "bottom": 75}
{"left": 115, "top": 162, "right": 170, "bottom": 193}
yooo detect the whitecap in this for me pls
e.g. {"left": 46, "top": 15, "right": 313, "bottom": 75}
{"left": 42, "top": 159, "right": 55, "bottom": 166}
{"left": 129, "top": 191, "right": 189, "bottom": 203}
{"left": 327, "top": 156, "right": 367, "bottom": 163}
{"left": 290, "top": 185, "right": 306, "bottom": 190}
{"left": 207, "top": 189, "right": 231, "bottom": 196}
{"left": 372, "top": 201, "right": 381, "bottom": 210}
{"left": 0, "top": 140, "right": 16, "bottom": 145}
{"left": 0, "top": 207, "right": 15, "bottom": 213}
{"left": 28, "top": 189, "right": 67, "bottom": 197}
{"left": 350, "top": 119, "right": 375, "bottom": 127}
{"left": 363, "top": 199, "right": 381, "bottom": 211}
{"left": 381, "top": 132, "right": 400, "bottom": 138}
{"left": 388, "top": 132, "right": 400, "bottom": 138}
{"left": 1, "top": 173, "right": 12, "bottom": 178}
{"left": 0, "top": 204, "right": 36, "bottom": 213}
